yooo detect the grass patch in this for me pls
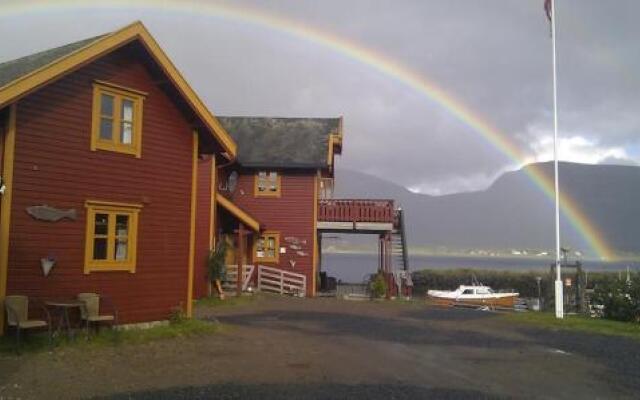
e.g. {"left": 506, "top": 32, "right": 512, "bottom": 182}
{"left": 502, "top": 312, "right": 640, "bottom": 340}
{"left": 196, "top": 294, "right": 258, "bottom": 308}
{"left": 0, "top": 318, "right": 219, "bottom": 355}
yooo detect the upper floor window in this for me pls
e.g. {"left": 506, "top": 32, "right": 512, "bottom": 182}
{"left": 84, "top": 200, "right": 142, "bottom": 273}
{"left": 255, "top": 171, "right": 281, "bottom": 197}
{"left": 91, "top": 81, "right": 145, "bottom": 157}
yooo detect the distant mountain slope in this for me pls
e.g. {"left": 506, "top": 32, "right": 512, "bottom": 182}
{"left": 333, "top": 162, "right": 640, "bottom": 257}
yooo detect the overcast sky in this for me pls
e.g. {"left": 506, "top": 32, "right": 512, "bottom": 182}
{"left": 1, "top": 0, "right": 638, "bottom": 195}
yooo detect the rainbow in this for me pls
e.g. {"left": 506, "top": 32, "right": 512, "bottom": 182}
{"left": 0, "top": 0, "right": 616, "bottom": 260}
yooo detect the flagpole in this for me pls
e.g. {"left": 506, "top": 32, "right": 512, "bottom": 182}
{"left": 551, "top": 0, "right": 564, "bottom": 319}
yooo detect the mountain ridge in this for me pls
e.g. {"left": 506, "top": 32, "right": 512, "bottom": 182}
{"left": 333, "top": 162, "right": 640, "bottom": 258}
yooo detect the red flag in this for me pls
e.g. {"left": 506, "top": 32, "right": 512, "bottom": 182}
{"left": 544, "top": 0, "right": 552, "bottom": 22}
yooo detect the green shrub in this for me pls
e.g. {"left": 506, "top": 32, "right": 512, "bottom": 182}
{"left": 169, "top": 305, "right": 187, "bottom": 324}
{"left": 370, "top": 273, "right": 387, "bottom": 298}
{"left": 591, "top": 273, "right": 640, "bottom": 322}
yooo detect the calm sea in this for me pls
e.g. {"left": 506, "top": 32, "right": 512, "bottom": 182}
{"left": 321, "top": 252, "right": 640, "bottom": 283}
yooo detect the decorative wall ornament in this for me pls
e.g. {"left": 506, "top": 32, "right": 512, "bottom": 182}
{"left": 26, "top": 205, "right": 77, "bottom": 222}
{"left": 296, "top": 251, "right": 308, "bottom": 257}
{"left": 40, "top": 257, "right": 56, "bottom": 276}
{"left": 289, "top": 244, "right": 301, "bottom": 250}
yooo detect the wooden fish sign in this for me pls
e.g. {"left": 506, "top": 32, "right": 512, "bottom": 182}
{"left": 26, "top": 205, "right": 77, "bottom": 222}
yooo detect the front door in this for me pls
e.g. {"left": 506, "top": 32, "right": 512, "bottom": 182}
{"left": 223, "top": 233, "right": 248, "bottom": 266}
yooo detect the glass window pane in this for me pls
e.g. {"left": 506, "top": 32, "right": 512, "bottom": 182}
{"left": 116, "top": 215, "right": 129, "bottom": 236}
{"left": 121, "top": 99, "right": 134, "bottom": 122}
{"left": 257, "top": 172, "right": 267, "bottom": 191}
{"left": 100, "top": 118, "right": 113, "bottom": 140}
{"left": 115, "top": 238, "right": 128, "bottom": 260}
{"left": 121, "top": 122, "right": 132, "bottom": 145}
{"left": 100, "top": 94, "right": 114, "bottom": 116}
{"left": 93, "top": 238, "right": 108, "bottom": 260}
{"left": 94, "top": 214, "right": 109, "bottom": 235}
{"left": 269, "top": 172, "right": 278, "bottom": 191}
{"left": 256, "top": 238, "right": 265, "bottom": 258}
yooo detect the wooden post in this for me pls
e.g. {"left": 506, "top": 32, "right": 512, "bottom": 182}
{"left": 186, "top": 130, "right": 198, "bottom": 318}
{"left": 0, "top": 104, "right": 16, "bottom": 334}
{"left": 280, "top": 271, "right": 284, "bottom": 295}
{"left": 236, "top": 223, "right": 245, "bottom": 297}
{"left": 378, "top": 234, "right": 384, "bottom": 273}
{"left": 317, "top": 232, "right": 322, "bottom": 293}
{"left": 385, "top": 233, "right": 392, "bottom": 299}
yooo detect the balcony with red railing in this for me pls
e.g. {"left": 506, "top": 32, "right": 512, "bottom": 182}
{"left": 318, "top": 199, "right": 395, "bottom": 224}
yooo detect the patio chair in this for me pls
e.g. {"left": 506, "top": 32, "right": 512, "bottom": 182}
{"left": 4, "top": 295, "right": 51, "bottom": 352}
{"left": 77, "top": 293, "right": 118, "bottom": 335}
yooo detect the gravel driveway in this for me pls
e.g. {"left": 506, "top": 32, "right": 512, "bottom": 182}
{"left": 1, "top": 295, "right": 638, "bottom": 399}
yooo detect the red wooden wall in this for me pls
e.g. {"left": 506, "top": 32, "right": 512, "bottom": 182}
{"left": 7, "top": 43, "right": 195, "bottom": 323}
{"left": 193, "top": 158, "right": 214, "bottom": 299}
{"left": 225, "top": 169, "right": 317, "bottom": 296}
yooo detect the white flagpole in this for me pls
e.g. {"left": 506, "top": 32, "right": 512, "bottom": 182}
{"left": 551, "top": 0, "right": 564, "bottom": 319}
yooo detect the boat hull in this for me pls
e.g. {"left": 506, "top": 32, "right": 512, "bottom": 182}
{"left": 427, "top": 294, "right": 518, "bottom": 308}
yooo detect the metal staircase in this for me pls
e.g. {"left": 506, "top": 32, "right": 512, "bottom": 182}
{"left": 392, "top": 207, "right": 409, "bottom": 272}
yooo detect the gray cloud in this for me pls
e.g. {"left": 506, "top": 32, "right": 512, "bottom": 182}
{"left": 1, "top": 0, "right": 638, "bottom": 195}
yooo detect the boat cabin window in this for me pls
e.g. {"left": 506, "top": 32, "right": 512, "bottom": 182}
{"left": 462, "top": 289, "right": 474, "bottom": 295}
{"left": 476, "top": 288, "right": 490, "bottom": 294}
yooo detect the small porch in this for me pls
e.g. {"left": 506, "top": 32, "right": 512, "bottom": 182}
{"left": 216, "top": 194, "right": 260, "bottom": 296}
{"left": 317, "top": 199, "right": 411, "bottom": 298}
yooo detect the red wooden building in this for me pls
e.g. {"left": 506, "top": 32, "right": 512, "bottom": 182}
{"left": 206, "top": 117, "right": 344, "bottom": 297}
{"left": 201, "top": 117, "right": 411, "bottom": 298}
{"left": 0, "top": 22, "right": 238, "bottom": 330}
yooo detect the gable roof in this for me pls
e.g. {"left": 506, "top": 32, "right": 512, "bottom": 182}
{"left": 217, "top": 116, "right": 342, "bottom": 169}
{"left": 0, "top": 35, "right": 106, "bottom": 88}
{"left": 0, "top": 21, "right": 236, "bottom": 157}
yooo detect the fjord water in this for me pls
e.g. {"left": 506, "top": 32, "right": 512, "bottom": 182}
{"left": 321, "top": 252, "right": 639, "bottom": 283}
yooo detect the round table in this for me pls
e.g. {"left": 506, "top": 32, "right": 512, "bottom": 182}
{"left": 45, "top": 300, "right": 84, "bottom": 339}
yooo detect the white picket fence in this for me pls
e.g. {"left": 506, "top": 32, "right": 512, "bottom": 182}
{"left": 257, "top": 265, "right": 307, "bottom": 296}
{"left": 222, "top": 264, "right": 255, "bottom": 293}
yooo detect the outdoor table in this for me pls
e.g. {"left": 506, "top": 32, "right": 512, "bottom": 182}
{"left": 45, "top": 299, "right": 84, "bottom": 339}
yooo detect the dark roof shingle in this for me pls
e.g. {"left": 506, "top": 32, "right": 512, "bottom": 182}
{"left": 0, "top": 35, "right": 105, "bottom": 88}
{"left": 218, "top": 117, "right": 341, "bottom": 169}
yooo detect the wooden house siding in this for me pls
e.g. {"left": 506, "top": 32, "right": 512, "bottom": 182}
{"left": 6, "top": 45, "right": 195, "bottom": 323}
{"left": 227, "top": 169, "right": 317, "bottom": 296}
{"left": 194, "top": 158, "right": 214, "bottom": 299}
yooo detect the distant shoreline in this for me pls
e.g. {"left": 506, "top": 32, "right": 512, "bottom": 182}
{"left": 322, "top": 249, "right": 640, "bottom": 263}
{"left": 321, "top": 248, "right": 639, "bottom": 263}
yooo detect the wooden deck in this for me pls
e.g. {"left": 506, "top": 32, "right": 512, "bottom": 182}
{"left": 317, "top": 199, "right": 395, "bottom": 232}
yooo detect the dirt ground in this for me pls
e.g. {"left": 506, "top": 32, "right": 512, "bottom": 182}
{"left": 0, "top": 295, "right": 638, "bottom": 399}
